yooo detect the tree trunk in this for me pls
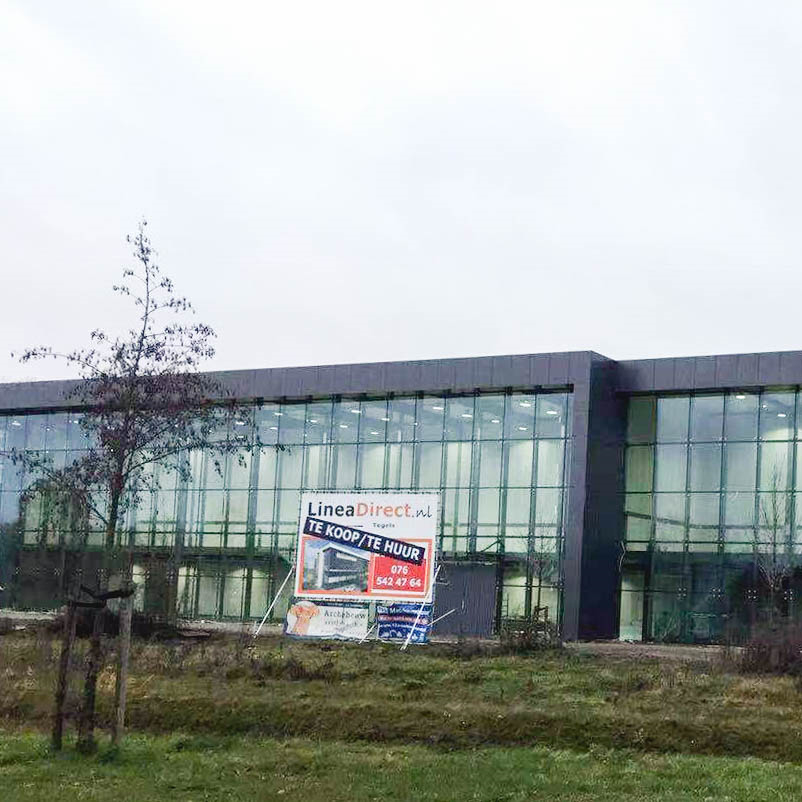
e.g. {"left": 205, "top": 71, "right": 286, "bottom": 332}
{"left": 52, "top": 601, "right": 77, "bottom": 751}
{"left": 76, "top": 607, "right": 104, "bottom": 754}
{"left": 111, "top": 590, "right": 133, "bottom": 746}
{"left": 77, "top": 491, "right": 120, "bottom": 753}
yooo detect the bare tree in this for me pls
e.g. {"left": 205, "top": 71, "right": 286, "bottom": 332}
{"left": 756, "top": 467, "right": 794, "bottom": 623}
{"left": 4, "top": 221, "right": 258, "bottom": 752}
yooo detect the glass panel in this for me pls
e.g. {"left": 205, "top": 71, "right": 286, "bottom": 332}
{"left": 227, "top": 490, "right": 249, "bottom": 524}
{"left": 228, "top": 450, "right": 251, "bottom": 489}
{"left": 277, "top": 447, "right": 303, "bottom": 489}
{"left": 475, "top": 395, "right": 505, "bottom": 440}
{"left": 535, "top": 488, "right": 560, "bottom": 525}
{"left": 386, "top": 443, "right": 413, "bottom": 489}
{"left": 724, "top": 442, "right": 757, "bottom": 491}
{"left": 757, "top": 492, "right": 789, "bottom": 528}
{"left": 759, "top": 392, "right": 795, "bottom": 441}
{"left": 45, "top": 413, "right": 69, "bottom": 450}
{"left": 387, "top": 398, "right": 416, "bottom": 443}
{"left": 444, "top": 441, "right": 472, "bottom": 487}
{"left": 627, "top": 397, "right": 656, "bottom": 444}
{"left": 417, "top": 397, "right": 445, "bottom": 441}
{"left": 358, "top": 443, "right": 385, "bottom": 488}
{"left": 723, "top": 492, "right": 755, "bottom": 526}
{"left": 505, "top": 394, "right": 535, "bottom": 439}
{"left": 654, "top": 493, "right": 685, "bottom": 541}
{"left": 625, "top": 446, "right": 653, "bottom": 493}
{"left": 24, "top": 416, "right": 47, "bottom": 451}
{"left": 332, "top": 400, "right": 361, "bottom": 443}
{"left": 535, "top": 393, "right": 567, "bottom": 437}
{"left": 625, "top": 493, "right": 652, "bottom": 541}
{"left": 688, "top": 493, "right": 719, "bottom": 541}
{"left": 6, "top": 417, "right": 26, "bottom": 450}
{"left": 759, "top": 441, "right": 792, "bottom": 491}
{"left": 278, "top": 404, "right": 306, "bottom": 445}
{"left": 536, "top": 440, "right": 564, "bottom": 487}
{"left": 478, "top": 441, "right": 502, "bottom": 486}
{"left": 654, "top": 444, "right": 687, "bottom": 492}
{"left": 358, "top": 400, "right": 388, "bottom": 441}
{"left": 304, "top": 402, "right": 332, "bottom": 444}
{"left": 505, "top": 489, "right": 531, "bottom": 525}
{"left": 656, "top": 397, "right": 689, "bottom": 442}
{"left": 257, "top": 446, "right": 278, "bottom": 488}
{"left": 444, "top": 397, "right": 475, "bottom": 440}
{"left": 255, "top": 404, "right": 281, "bottom": 446}
{"left": 332, "top": 444, "right": 357, "bottom": 488}
{"left": 303, "top": 445, "right": 329, "bottom": 489}
{"left": 506, "top": 441, "right": 533, "bottom": 486}
{"left": 477, "top": 488, "right": 500, "bottom": 526}
{"left": 725, "top": 393, "right": 758, "bottom": 441}
{"left": 689, "top": 444, "right": 721, "bottom": 492}
{"left": 690, "top": 396, "right": 724, "bottom": 442}
{"left": 416, "top": 442, "right": 442, "bottom": 488}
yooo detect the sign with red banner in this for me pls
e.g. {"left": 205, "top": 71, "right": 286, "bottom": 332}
{"left": 294, "top": 492, "right": 438, "bottom": 603}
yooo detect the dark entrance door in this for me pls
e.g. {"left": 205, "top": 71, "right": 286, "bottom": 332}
{"left": 432, "top": 562, "right": 496, "bottom": 637}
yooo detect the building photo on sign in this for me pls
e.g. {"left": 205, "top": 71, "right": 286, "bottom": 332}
{"left": 294, "top": 491, "right": 438, "bottom": 603}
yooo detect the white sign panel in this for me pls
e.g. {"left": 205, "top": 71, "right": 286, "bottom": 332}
{"left": 294, "top": 491, "right": 439, "bottom": 603}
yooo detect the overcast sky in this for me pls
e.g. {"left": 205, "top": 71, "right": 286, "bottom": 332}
{"left": 2, "top": 1, "right": 802, "bottom": 383}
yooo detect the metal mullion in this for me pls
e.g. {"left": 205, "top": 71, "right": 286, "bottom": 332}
{"left": 467, "top": 393, "right": 482, "bottom": 553}
{"left": 526, "top": 393, "right": 540, "bottom": 619}
{"left": 679, "top": 395, "right": 693, "bottom": 641}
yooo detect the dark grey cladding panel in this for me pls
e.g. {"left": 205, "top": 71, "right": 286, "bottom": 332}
{"left": 491, "top": 355, "right": 526, "bottom": 386}
{"left": 758, "top": 352, "right": 782, "bottom": 384}
{"left": 736, "top": 353, "right": 759, "bottom": 385}
{"left": 653, "top": 359, "right": 675, "bottom": 391}
{"left": 781, "top": 352, "right": 802, "bottom": 384}
{"left": 316, "top": 365, "right": 337, "bottom": 395}
{"left": 530, "top": 353, "right": 551, "bottom": 384}
{"left": 349, "top": 363, "right": 379, "bottom": 395}
{"left": 694, "top": 356, "right": 717, "bottom": 389}
{"left": 471, "top": 357, "right": 494, "bottom": 388}
{"left": 615, "top": 360, "right": 654, "bottom": 392}
{"left": 715, "top": 354, "right": 739, "bottom": 385}
{"left": 548, "top": 353, "right": 570, "bottom": 385}
{"left": 0, "top": 379, "right": 80, "bottom": 410}
{"left": 436, "top": 360, "right": 457, "bottom": 390}
{"left": 418, "top": 360, "right": 440, "bottom": 391}
{"left": 674, "top": 359, "right": 693, "bottom": 390}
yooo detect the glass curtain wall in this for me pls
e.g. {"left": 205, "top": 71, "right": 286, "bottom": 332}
{"left": 0, "top": 390, "right": 572, "bottom": 629}
{"left": 621, "top": 390, "right": 802, "bottom": 642}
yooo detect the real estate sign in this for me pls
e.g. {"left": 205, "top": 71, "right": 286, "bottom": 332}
{"left": 284, "top": 600, "right": 369, "bottom": 640}
{"left": 294, "top": 491, "right": 438, "bottom": 603}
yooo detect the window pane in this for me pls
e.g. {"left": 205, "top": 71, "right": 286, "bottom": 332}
{"left": 724, "top": 442, "right": 756, "bottom": 491}
{"left": 655, "top": 444, "right": 687, "bottom": 492}
{"left": 444, "top": 397, "right": 474, "bottom": 440}
{"left": 506, "top": 440, "right": 533, "bottom": 486}
{"left": 332, "top": 444, "right": 357, "bottom": 488}
{"left": 386, "top": 443, "right": 413, "bottom": 489}
{"left": 478, "top": 442, "right": 502, "bottom": 486}
{"left": 278, "top": 404, "right": 306, "bottom": 445}
{"left": 535, "top": 488, "right": 560, "bottom": 525}
{"left": 760, "top": 392, "right": 794, "bottom": 440}
{"left": 725, "top": 393, "right": 758, "bottom": 441}
{"left": 759, "top": 441, "right": 792, "bottom": 491}
{"left": 758, "top": 492, "right": 789, "bottom": 528}
{"left": 416, "top": 442, "right": 442, "bottom": 487}
{"left": 505, "top": 394, "right": 535, "bottom": 439}
{"left": 689, "top": 444, "right": 721, "bottom": 492}
{"left": 255, "top": 405, "right": 281, "bottom": 446}
{"left": 387, "top": 398, "right": 415, "bottom": 443}
{"left": 417, "top": 397, "right": 445, "bottom": 441}
{"left": 536, "top": 394, "right": 567, "bottom": 437}
{"left": 627, "top": 397, "right": 656, "bottom": 444}
{"left": 505, "top": 489, "right": 531, "bottom": 525}
{"left": 536, "top": 440, "right": 564, "bottom": 487}
{"left": 358, "top": 400, "right": 388, "bottom": 442}
{"left": 358, "top": 443, "right": 385, "bottom": 488}
{"left": 277, "top": 448, "right": 303, "bottom": 489}
{"left": 444, "top": 441, "right": 472, "bottom": 487}
{"left": 332, "top": 401, "right": 360, "bottom": 443}
{"left": 724, "top": 492, "right": 755, "bottom": 526}
{"left": 303, "top": 445, "right": 329, "bottom": 489}
{"left": 655, "top": 493, "right": 685, "bottom": 541}
{"left": 475, "top": 395, "right": 505, "bottom": 440}
{"left": 688, "top": 494, "right": 719, "bottom": 541}
{"left": 657, "top": 397, "right": 689, "bottom": 442}
{"left": 690, "top": 396, "right": 723, "bottom": 442}
{"left": 304, "top": 402, "right": 332, "bottom": 444}
{"left": 625, "top": 446, "right": 653, "bottom": 493}
{"left": 477, "top": 488, "right": 500, "bottom": 526}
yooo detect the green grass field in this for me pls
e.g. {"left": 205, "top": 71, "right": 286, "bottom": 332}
{"left": 3, "top": 631, "right": 802, "bottom": 799}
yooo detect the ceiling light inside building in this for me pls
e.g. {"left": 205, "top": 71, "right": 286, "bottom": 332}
{"left": 490, "top": 418, "right": 500, "bottom": 424}
{"left": 431, "top": 405, "right": 444, "bottom": 411}
{"left": 519, "top": 401, "right": 532, "bottom": 407}
{"left": 546, "top": 410, "right": 558, "bottom": 416}
{"left": 518, "top": 426, "right": 528, "bottom": 431}
{"left": 735, "top": 394, "right": 746, "bottom": 400}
